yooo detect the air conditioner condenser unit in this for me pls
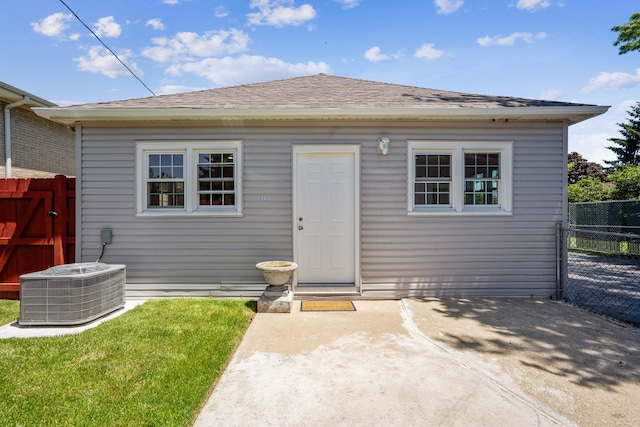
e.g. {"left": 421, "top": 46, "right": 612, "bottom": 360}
{"left": 19, "top": 263, "right": 126, "bottom": 326}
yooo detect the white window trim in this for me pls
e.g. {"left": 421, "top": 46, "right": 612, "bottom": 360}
{"left": 407, "top": 140, "right": 513, "bottom": 216}
{"left": 136, "top": 140, "right": 243, "bottom": 217}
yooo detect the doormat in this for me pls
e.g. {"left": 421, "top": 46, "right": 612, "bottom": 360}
{"left": 300, "top": 301, "right": 356, "bottom": 312}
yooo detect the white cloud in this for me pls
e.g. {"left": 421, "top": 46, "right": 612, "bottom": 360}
{"left": 163, "top": 0, "right": 180, "bottom": 4}
{"left": 581, "top": 69, "right": 640, "bottom": 93}
{"left": 569, "top": 129, "right": 616, "bottom": 165}
{"left": 613, "top": 99, "right": 637, "bottom": 114}
{"left": 516, "top": 0, "right": 551, "bottom": 11}
{"left": 363, "top": 46, "right": 405, "bottom": 62}
{"left": 434, "top": 0, "right": 463, "bottom": 15}
{"left": 93, "top": 16, "right": 122, "bottom": 38}
{"left": 156, "top": 84, "right": 208, "bottom": 95}
{"left": 539, "top": 88, "right": 563, "bottom": 100}
{"left": 414, "top": 43, "right": 445, "bottom": 60}
{"left": 31, "top": 13, "right": 73, "bottom": 37}
{"left": 51, "top": 99, "right": 86, "bottom": 107}
{"left": 215, "top": 6, "right": 229, "bottom": 18}
{"left": 477, "top": 31, "right": 546, "bottom": 46}
{"left": 76, "top": 46, "right": 143, "bottom": 78}
{"left": 146, "top": 18, "right": 165, "bottom": 31}
{"left": 335, "top": 0, "right": 360, "bottom": 9}
{"left": 364, "top": 46, "right": 389, "bottom": 62}
{"left": 569, "top": 121, "right": 617, "bottom": 165}
{"left": 569, "top": 99, "right": 634, "bottom": 165}
{"left": 69, "top": 33, "right": 81, "bottom": 41}
{"left": 247, "top": 0, "right": 316, "bottom": 27}
{"left": 142, "top": 29, "right": 251, "bottom": 62}
{"left": 167, "top": 54, "right": 331, "bottom": 86}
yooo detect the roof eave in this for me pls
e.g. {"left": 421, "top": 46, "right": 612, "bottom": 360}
{"left": 33, "top": 105, "right": 610, "bottom": 126}
{"left": 0, "top": 82, "right": 56, "bottom": 107}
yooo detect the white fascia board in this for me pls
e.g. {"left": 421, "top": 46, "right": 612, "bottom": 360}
{"left": 33, "top": 105, "right": 610, "bottom": 126}
{"left": 0, "top": 83, "right": 56, "bottom": 107}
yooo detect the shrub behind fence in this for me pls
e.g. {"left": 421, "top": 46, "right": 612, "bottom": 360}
{"left": 570, "top": 200, "right": 640, "bottom": 231}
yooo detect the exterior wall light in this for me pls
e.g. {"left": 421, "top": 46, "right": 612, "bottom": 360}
{"left": 377, "top": 137, "right": 390, "bottom": 155}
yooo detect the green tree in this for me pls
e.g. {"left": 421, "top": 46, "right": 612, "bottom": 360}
{"left": 567, "top": 152, "right": 608, "bottom": 184}
{"left": 612, "top": 12, "right": 640, "bottom": 55}
{"left": 605, "top": 101, "right": 640, "bottom": 170}
{"left": 568, "top": 177, "right": 613, "bottom": 203}
{"left": 610, "top": 165, "right": 640, "bottom": 200}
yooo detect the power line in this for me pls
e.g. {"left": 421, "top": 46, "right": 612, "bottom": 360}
{"left": 58, "top": 0, "right": 156, "bottom": 96}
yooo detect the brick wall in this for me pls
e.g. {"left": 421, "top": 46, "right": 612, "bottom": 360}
{"left": 0, "top": 102, "right": 75, "bottom": 177}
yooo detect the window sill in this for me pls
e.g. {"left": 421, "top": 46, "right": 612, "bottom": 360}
{"left": 407, "top": 209, "right": 512, "bottom": 217}
{"left": 136, "top": 209, "right": 243, "bottom": 219}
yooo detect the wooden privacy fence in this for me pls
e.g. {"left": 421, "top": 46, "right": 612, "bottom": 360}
{"left": 0, "top": 175, "right": 75, "bottom": 299}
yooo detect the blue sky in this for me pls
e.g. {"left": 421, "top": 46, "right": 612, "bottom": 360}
{"left": 3, "top": 0, "right": 639, "bottom": 164}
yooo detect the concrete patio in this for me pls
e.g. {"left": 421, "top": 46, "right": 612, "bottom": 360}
{"left": 194, "top": 298, "right": 640, "bottom": 427}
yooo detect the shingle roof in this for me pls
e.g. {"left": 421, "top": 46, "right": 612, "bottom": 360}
{"left": 62, "top": 74, "right": 594, "bottom": 110}
{"left": 35, "top": 74, "right": 609, "bottom": 125}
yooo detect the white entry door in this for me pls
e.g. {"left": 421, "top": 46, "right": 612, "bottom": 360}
{"left": 294, "top": 147, "right": 359, "bottom": 286}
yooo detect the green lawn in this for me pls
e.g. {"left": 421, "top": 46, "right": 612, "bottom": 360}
{"left": 0, "top": 298, "right": 255, "bottom": 426}
{"left": 0, "top": 299, "right": 19, "bottom": 325}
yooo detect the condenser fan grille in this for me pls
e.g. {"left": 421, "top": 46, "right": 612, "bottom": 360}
{"left": 19, "top": 263, "right": 126, "bottom": 326}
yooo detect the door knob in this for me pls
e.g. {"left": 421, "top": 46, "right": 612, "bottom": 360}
{"left": 298, "top": 225, "right": 304, "bottom": 230}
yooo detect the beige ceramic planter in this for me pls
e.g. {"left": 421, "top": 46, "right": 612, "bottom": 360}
{"left": 255, "top": 261, "right": 298, "bottom": 287}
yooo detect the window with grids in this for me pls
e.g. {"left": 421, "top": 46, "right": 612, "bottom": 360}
{"left": 147, "top": 153, "right": 185, "bottom": 208}
{"left": 408, "top": 141, "right": 512, "bottom": 215}
{"left": 137, "top": 141, "right": 242, "bottom": 216}
{"left": 464, "top": 153, "right": 500, "bottom": 206}
{"left": 414, "top": 154, "right": 451, "bottom": 206}
{"left": 197, "top": 152, "right": 235, "bottom": 206}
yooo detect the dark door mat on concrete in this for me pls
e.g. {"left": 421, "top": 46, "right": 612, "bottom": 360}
{"left": 300, "top": 301, "right": 356, "bottom": 312}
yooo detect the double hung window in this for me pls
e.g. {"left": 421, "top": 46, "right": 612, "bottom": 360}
{"left": 463, "top": 153, "right": 501, "bottom": 206}
{"left": 408, "top": 141, "right": 512, "bottom": 215}
{"left": 137, "top": 141, "right": 242, "bottom": 216}
{"left": 147, "top": 153, "right": 185, "bottom": 208}
{"left": 197, "top": 152, "right": 236, "bottom": 207}
{"left": 414, "top": 154, "right": 452, "bottom": 207}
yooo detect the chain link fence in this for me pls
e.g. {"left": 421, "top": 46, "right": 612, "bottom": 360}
{"left": 562, "top": 225, "right": 640, "bottom": 326}
{"left": 569, "top": 200, "right": 640, "bottom": 234}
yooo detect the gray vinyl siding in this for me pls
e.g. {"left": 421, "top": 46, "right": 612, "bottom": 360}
{"left": 79, "top": 120, "right": 565, "bottom": 298}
